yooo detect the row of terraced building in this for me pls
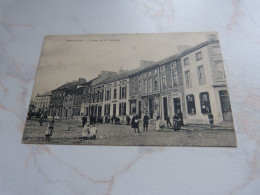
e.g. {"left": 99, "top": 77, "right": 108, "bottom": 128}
{"left": 36, "top": 38, "right": 233, "bottom": 124}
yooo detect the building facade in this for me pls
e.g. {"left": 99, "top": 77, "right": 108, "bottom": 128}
{"left": 35, "top": 91, "right": 52, "bottom": 116}
{"left": 50, "top": 38, "right": 232, "bottom": 125}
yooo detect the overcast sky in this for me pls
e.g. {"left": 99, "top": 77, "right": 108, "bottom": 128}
{"left": 31, "top": 32, "right": 217, "bottom": 98}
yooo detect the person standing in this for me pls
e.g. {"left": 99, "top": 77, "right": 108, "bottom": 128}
{"left": 45, "top": 120, "right": 55, "bottom": 140}
{"left": 177, "top": 109, "right": 184, "bottom": 126}
{"left": 82, "top": 123, "right": 90, "bottom": 140}
{"left": 126, "top": 115, "right": 130, "bottom": 125}
{"left": 143, "top": 112, "right": 150, "bottom": 132}
{"left": 166, "top": 115, "right": 171, "bottom": 127}
{"left": 82, "top": 115, "right": 87, "bottom": 127}
{"left": 155, "top": 115, "right": 161, "bottom": 131}
{"left": 131, "top": 113, "right": 141, "bottom": 133}
{"left": 208, "top": 113, "right": 214, "bottom": 128}
{"left": 39, "top": 113, "right": 44, "bottom": 126}
{"left": 173, "top": 113, "right": 180, "bottom": 131}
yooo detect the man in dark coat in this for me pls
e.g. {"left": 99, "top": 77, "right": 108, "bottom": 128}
{"left": 208, "top": 113, "right": 214, "bottom": 128}
{"left": 82, "top": 115, "right": 87, "bottom": 127}
{"left": 143, "top": 113, "right": 149, "bottom": 132}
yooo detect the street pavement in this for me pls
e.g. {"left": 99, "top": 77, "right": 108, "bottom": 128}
{"left": 22, "top": 119, "right": 236, "bottom": 147}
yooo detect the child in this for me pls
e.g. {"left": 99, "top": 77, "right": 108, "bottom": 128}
{"left": 45, "top": 120, "right": 54, "bottom": 140}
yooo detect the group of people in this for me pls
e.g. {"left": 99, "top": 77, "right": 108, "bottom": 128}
{"left": 130, "top": 110, "right": 185, "bottom": 133}
{"left": 42, "top": 111, "right": 215, "bottom": 141}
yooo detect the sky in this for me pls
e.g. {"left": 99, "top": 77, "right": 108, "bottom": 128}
{"left": 31, "top": 32, "right": 217, "bottom": 98}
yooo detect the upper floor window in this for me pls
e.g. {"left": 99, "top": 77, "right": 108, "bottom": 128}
{"left": 149, "top": 78, "right": 153, "bottom": 93}
{"left": 144, "top": 80, "right": 148, "bottom": 93}
{"left": 114, "top": 89, "right": 117, "bottom": 99}
{"left": 172, "top": 64, "right": 178, "bottom": 88}
{"left": 196, "top": 51, "right": 203, "bottom": 61}
{"left": 161, "top": 74, "right": 166, "bottom": 90}
{"left": 154, "top": 78, "right": 158, "bottom": 91}
{"left": 183, "top": 57, "right": 189, "bottom": 66}
{"left": 215, "top": 62, "right": 226, "bottom": 80}
{"left": 197, "top": 65, "right": 206, "bottom": 85}
{"left": 185, "top": 70, "right": 192, "bottom": 88}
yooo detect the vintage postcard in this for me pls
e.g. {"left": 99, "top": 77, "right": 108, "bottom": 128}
{"left": 22, "top": 32, "right": 237, "bottom": 146}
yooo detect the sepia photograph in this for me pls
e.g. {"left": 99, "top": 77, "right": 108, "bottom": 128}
{"left": 22, "top": 32, "right": 237, "bottom": 146}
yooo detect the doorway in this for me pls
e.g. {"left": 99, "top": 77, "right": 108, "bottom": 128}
{"left": 113, "top": 104, "right": 116, "bottom": 117}
{"left": 138, "top": 101, "right": 142, "bottom": 117}
{"left": 219, "top": 90, "right": 233, "bottom": 121}
{"left": 173, "top": 98, "right": 181, "bottom": 114}
{"left": 148, "top": 99, "right": 154, "bottom": 119}
{"left": 163, "top": 97, "right": 168, "bottom": 120}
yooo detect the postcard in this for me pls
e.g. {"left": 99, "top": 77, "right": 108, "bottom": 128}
{"left": 22, "top": 32, "right": 237, "bottom": 146}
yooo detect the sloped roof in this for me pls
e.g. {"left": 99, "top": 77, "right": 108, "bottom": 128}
{"left": 38, "top": 91, "right": 52, "bottom": 97}
{"left": 52, "top": 81, "right": 77, "bottom": 91}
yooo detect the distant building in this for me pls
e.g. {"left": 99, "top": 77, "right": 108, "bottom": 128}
{"left": 35, "top": 91, "right": 52, "bottom": 116}
{"left": 49, "top": 78, "right": 86, "bottom": 118}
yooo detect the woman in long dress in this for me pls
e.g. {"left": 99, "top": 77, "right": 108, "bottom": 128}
{"left": 82, "top": 123, "right": 90, "bottom": 140}
{"left": 155, "top": 115, "right": 161, "bottom": 131}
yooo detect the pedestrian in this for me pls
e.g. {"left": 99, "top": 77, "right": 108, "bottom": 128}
{"left": 208, "top": 113, "right": 214, "bottom": 128}
{"left": 143, "top": 112, "right": 149, "bottom": 132}
{"left": 82, "top": 123, "right": 90, "bottom": 140}
{"left": 39, "top": 113, "right": 44, "bottom": 126}
{"left": 156, "top": 115, "right": 163, "bottom": 131}
{"left": 126, "top": 115, "right": 130, "bottom": 125}
{"left": 177, "top": 109, "right": 184, "bottom": 126}
{"left": 82, "top": 115, "right": 87, "bottom": 127}
{"left": 131, "top": 113, "right": 141, "bottom": 133}
{"left": 45, "top": 120, "right": 55, "bottom": 140}
{"left": 173, "top": 113, "right": 180, "bottom": 131}
{"left": 89, "top": 124, "right": 98, "bottom": 140}
{"left": 166, "top": 115, "right": 171, "bottom": 127}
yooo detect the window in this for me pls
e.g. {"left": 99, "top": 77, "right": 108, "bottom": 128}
{"left": 139, "top": 81, "right": 141, "bottom": 94}
{"left": 144, "top": 79, "right": 148, "bottom": 93}
{"left": 196, "top": 51, "right": 203, "bottom": 61}
{"left": 132, "top": 83, "right": 135, "bottom": 96}
{"left": 121, "top": 86, "right": 125, "bottom": 99}
{"left": 215, "top": 62, "right": 225, "bottom": 80}
{"left": 183, "top": 57, "right": 189, "bottom": 66}
{"left": 197, "top": 65, "right": 206, "bottom": 85}
{"left": 200, "top": 92, "right": 211, "bottom": 114}
{"left": 213, "top": 46, "right": 221, "bottom": 55}
{"left": 172, "top": 64, "right": 178, "bottom": 88}
{"left": 154, "top": 78, "right": 158, "bottom": 91}
{"left": 149, "top": 78, "right": 153, "bottom": 93}
{"left": 114, "top": 89, "right": 117, "bottom": 99}
{"left": 106, "top": 89, "right": 110, "bottom": 101}
{"left": 161, "top": 75, "right": 166, "bottom": 89}
{"left": 185, "top": 70, "right": 192, "bottom": 88}
{"left": 119, "top": 102, "right": 126, "bottom": 115}
{"left": 186, "top": 94, "right": 196, "bottom": 115}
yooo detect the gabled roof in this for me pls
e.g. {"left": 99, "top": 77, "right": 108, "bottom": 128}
{"left": 52, "top": 81, "right": 77, "bottom": 91}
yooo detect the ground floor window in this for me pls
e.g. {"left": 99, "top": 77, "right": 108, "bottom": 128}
{"left": 200, "top": 92, "right": 211, "bottom": 114}
{"left": 186, "top": 94, "right": 196, "bottom": 115}
{"left": 130, "top": 101, "right": 136, "bottom": 115}
{"left": 119, "top": 102, "right": 126, "bottom": 115}
{"left": 104, "top": 104, "right": 110, "bottom": 115}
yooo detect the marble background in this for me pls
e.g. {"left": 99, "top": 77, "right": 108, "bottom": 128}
{"left": 1, "top": 0, "right": 260, "bottom": 194}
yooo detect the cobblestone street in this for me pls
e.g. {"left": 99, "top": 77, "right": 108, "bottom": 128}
{"left": 22, "top": 119, "right": 236, "bottom": 146}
